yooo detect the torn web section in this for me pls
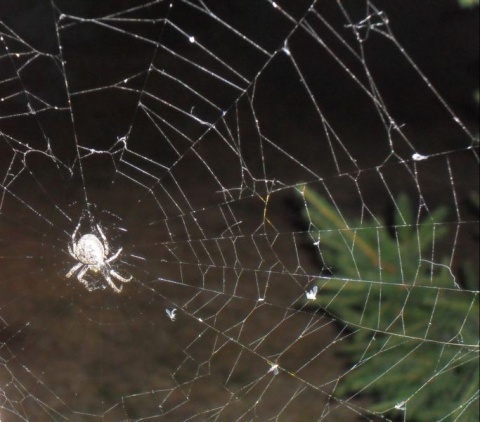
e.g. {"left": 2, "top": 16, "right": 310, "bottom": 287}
{"left": 296, "top": 0, "right": 477, "bottom": 166}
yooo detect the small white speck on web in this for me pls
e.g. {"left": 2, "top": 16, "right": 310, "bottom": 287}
{"left": 268, "top": 364, "right": 279, "bottom": 375}
{"left": 165, "top": 308, "right": 177, "bottom": 321}
{"left": 412, "top": 153, "right": 428, "bottom": 161}
{"left": 282, "top": 43, "right": 291, "bottom": 56}
{"left": 305, "top": 285, "right": 318, "bottom": 300}
{"left": 189, "top": 36, "right": 195, "bottom": 43}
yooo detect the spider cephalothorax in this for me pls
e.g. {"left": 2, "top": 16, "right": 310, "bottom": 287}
{"left": 66, "top": 223, "right": 131, "bottom": 293}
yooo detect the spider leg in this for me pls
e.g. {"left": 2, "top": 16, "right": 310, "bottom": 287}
{"left": 104, "top": 273, "right": 122, "bottom": 293}
{"left": 76, "top": 265, "right": 90, "bottom": 288}
{"left": 68, "top": 243, "right": 77, "bottom": 259}
{"left": 96, "top": 225, "right": 110, "bottom": 256}
{"left": 110, "top": 269, "right": 132, "bottom": 283}
{"left": 66, "top": 262, "right": 83, "bottom": 278}
{"left": 71, "top": 219, "right": 82, "bottom": 243}
{"left": 106, "top": 247, "right": 122, "bottom": 263}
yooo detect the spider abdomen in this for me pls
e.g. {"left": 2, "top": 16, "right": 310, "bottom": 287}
{"left": 75, "top": 234, "right": 105, "bottom": 265}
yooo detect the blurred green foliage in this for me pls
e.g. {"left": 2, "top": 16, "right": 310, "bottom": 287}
{"left": 458, "top": 0, "right": 479, "bottom": 8}
{"left": 298, "top": 185, "right": 479, "bottom": 421}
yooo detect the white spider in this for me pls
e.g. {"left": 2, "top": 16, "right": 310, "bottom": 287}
{"left": 66, "top": 223, "right": 131, "bottom": 293}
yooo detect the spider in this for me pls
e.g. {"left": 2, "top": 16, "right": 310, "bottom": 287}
{"left": 66, "top": 223, "right": 131, "bottom": 293}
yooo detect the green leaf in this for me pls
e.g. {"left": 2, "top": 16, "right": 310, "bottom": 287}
{"left": 298, "top": 186, "right": 479, "bottom": 421}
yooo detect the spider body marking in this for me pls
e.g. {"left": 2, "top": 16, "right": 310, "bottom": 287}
{"left": 66, "top": 223, "right": 131, "bottom": 293}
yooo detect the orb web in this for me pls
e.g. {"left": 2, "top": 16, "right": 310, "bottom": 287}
{"left": 0, "top": 1, "right": 478, "bottom": 420}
